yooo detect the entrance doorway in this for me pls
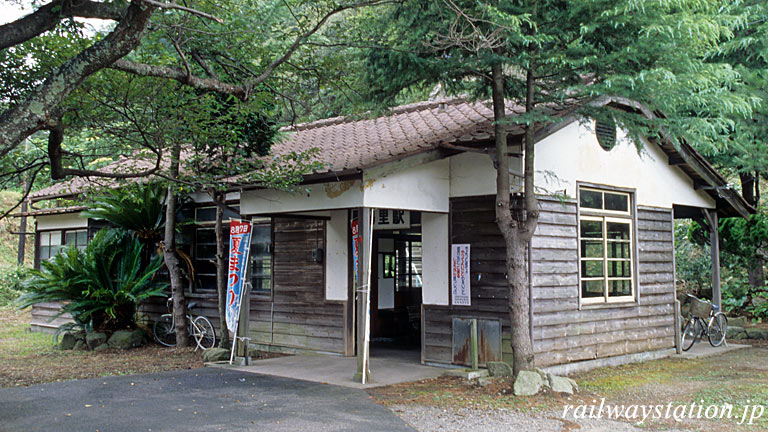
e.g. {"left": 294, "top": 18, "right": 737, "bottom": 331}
{"left": 370, "top": 211, "right": 423, "bottom": 353}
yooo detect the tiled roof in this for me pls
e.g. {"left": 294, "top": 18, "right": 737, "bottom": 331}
{"left": 276, "top": 98, "right": 525, "bottom": 172}
{"left": 12, "top": 205, "right": 88, "bottom": 217}
{"left": 29, "top": 155, "right": 159, "bottom": 200}
{"left": 29, "top": 98, "right": 518, "bottom": 200}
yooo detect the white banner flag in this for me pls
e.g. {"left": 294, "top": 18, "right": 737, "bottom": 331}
{"left": 451, "top": 244, "right": 471, "bottom": 306}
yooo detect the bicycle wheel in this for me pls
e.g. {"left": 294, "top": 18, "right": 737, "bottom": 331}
{"left": 708, "top": 312, "right": 727, "bottom": 347}
{"left": 153, "top": 314, "right": 176, "bottom": 347}
{"left": 682, "top": 318, "right": 702, "bottom": 351}
{"left": 192, "top": 316, "right": 216, "bottom": 350}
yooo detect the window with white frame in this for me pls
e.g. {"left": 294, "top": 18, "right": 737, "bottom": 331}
{"left": 578, "top": 187, "right": 634, "bottom": 303}
{"left": 39, "top": 229, "right": 88, "bottom": 261}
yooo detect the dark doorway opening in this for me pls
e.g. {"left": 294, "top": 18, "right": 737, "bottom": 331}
{"left": 370, "top": 212, "right": 422, "bottom": 354}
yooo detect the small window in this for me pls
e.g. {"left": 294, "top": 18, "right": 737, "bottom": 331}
{"left": 250, "top": 221, "right": 272, "bottom": 294}
{"left": 595, "top": 118, "right": 617, "bottom": 151}
{"left": 192, "top": 217, "right": 272, "bottom": 294}
{"left": 578, "top": 186, "right": 634, "bottom": 304}
{"left": 195, "top": 205, "right": 241, "bottom": 224}
{"left": 64, "top": 229, "right": 88, "bottom": 250}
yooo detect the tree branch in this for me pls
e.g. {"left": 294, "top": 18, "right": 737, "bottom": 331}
{"left": 0, "top": 0, "right": 156, "bottom": 159}
{"left": 139, "top": 0, "right": 223, "bottom": 23}
{"left": 110, "top": 59, "right": 247, "bottom": 98}
{"left": 0, "top": 165, "right": 43, "bottom": 221}
{"left": 0, "top": 0, "right": 126, "bottom": 51}
{"left": 47, "top": 122, "right": 162, "bottom": 180}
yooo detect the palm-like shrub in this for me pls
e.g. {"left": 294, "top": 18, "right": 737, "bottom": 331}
{"left": 81, "top": 183, "right": 167, "bottom": 243}
{"left": 18, "top": 229, "right": 167, "bottom": 332}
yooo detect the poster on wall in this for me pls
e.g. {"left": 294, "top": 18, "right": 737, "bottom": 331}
{"left": 351, "top": 218, "right": 361, "bottom": 288}
{"left": 451, "top": 244, "right": 471, "bottom": 306}
{"left": 226, "top": 219, "right": 253, "bottom": 332}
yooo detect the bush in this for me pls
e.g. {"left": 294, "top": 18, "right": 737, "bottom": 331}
{"left": 17, "top": 228, "right": 167, "bottom": 332}
{"left": 0, "top": 266, "right": 29, "bottom": 306}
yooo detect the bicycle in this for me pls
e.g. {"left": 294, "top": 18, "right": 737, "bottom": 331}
{"left": 153, "top": 298, "right": 216, "bottom": 351}
{"left": 681, "top": 294, "right": 728, "bottom": 351}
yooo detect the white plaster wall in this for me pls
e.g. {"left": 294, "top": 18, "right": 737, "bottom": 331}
{"left": 449, "top": 152, "right": 523, "bottom": 197}
{"left": 422, "top": 212, "right": 449, "bottom": 305}
{"left": 534, "top": 121, "right": 715, "bottom": 209}
{"left": 36, "top": 213, "right": 88, "bottom": 230}
{"left": 240, "top": 180, "right": 363, "bottom": 215}
{"left": 363, "top": 159, "right": 450, "bottom": 213}
{"left": 325, "top": 210, "right": 349, "bottom": 301}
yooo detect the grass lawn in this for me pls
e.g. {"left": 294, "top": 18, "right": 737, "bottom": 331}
{"left": 0, "top": 307, "right": 203, "bottom": 388}
{"left": 371, "top": 346, "right": 768, "bottom": 431}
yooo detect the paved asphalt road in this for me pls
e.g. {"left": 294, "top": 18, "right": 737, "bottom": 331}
{"left": 0, "top": 368, "right": 414, "bottom": 432}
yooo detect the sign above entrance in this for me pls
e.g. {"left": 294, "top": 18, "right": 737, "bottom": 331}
{"left": 373, "top": 209, "right": 410, "bottom": 229}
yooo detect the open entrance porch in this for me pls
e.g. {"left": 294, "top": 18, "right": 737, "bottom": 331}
{"left": 221, "top": 350, "right": 443, "bottom": 389}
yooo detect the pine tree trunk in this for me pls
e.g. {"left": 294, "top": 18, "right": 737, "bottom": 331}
{"left": 491, "top": 63, "right": 535, "bottom": 375}
{"left": 214, "top": 191, "right": 230, "bottom": 348}
{"left": 163, "top": 145, "right": 188, "bottom": 347}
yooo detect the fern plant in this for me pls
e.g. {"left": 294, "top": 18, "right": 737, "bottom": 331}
{"left": 17, "top": 229, "right": 167, "bottom": 332}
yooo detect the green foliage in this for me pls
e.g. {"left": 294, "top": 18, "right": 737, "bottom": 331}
{"left": 17, "top": 229, "right": 167, "bottom": 332}
{"left": 689, "top": 207, "right": 768, "bottom": 287}
{"left": 81, "top": 183, "right": 167, "bottom": 243}
{"left": 0, "top": 266, "right": 29, "bottom": 307}
{"left": 675, "top": 221, "right": 711, "bottom": 295}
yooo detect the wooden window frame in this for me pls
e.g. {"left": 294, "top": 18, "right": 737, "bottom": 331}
{"left": 36, "top": 228, "right": 88, "bottom": 267}
{"left": 577, "top": 184, "right": 638, "bottom": 307}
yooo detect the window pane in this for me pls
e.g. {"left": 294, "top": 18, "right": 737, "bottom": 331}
{"left": 580, "top": 220, "right": 603, "bottom": 238}
{"left": 252, "top": 277, "right": 270, "bottom": 292}
{"left": 608, "top": 260, "right": 632, "bottom": 278}
{"left": 196, "top": 228, "right": 216, "bottom": 244}
{"left": 77, "top": 231, "right": 87, "bottom": 245}
{"left": 580, "top": 189, "right": 602, "bottom": 209}
{"left": 196, "top": 244, "right": 216, "bottom": 260}
{"left": 606, "top": 222, "right": 630, "bottom": 240}
{"left": 581, "top": 240, "right": 603, "bottom": 258}
{"left": 50, "top": 231, "right": 61, "bottom": 245}
{"left": 604, "top": 192, "right": 629, "bottom": 212}
{"left": 39, "top": 232, "right": 50, "bottom": 245}
{"left": 609, "top": 279, "right": 632, "bottom": 297}
{"left": 40, "top": 246, "right": 50, "bottom": 260}
{"left": 195, "top": 207, "right": 217, "bottom": 222}
{"left": 582, "top": 280, "right": 604, "bottom": 298}
{"left": 65, "top": 232, "right": 76, "bottom": 245}
{"left": 252, "top": 225, "right": 271, "bottom": 243}
{"left": 581, "top": 260, "right": 604, "bottom": 278}
{"left": 607, "top": 242, "right": 630, "bottom": 258}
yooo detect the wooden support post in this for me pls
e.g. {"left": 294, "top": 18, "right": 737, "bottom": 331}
{"left": 703, "top": 209, "right": 722, "bottom": 308}
{"left": 470, "top": 318, "right": 478, "bottom": 370}
{"left": 354, "top": 207, "right": 372, "bottom": 384}
{"left": 236, "top": 286, "right": 250, "bottom": 362}
{"left": 674, "top": 299, "right": 682, "bottom": 354}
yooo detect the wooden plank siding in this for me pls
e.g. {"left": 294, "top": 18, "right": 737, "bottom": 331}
{"left": 423, "top": 195, "right": 676, "bottom": 367}
{"left": 247, "top": 217, "right": 346, "bottom": 354}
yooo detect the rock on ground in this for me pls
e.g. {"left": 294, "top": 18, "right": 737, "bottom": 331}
{"left": 513, "top": 370, "right": 543, "bottom": 396}
{"left": 486, "top": 361, "right": 513, "bottom": 377}
{"left": 202, "top": 347, "right": 230, "bottom": 363}
{"left": 107, "top": 330, "right": 143, "bottom": 349}
{"left": 549, "top": 375, "right": 576, "bottom": 394}
{"left": 58, "top": 332, "right": 76, "bottom": 350}
{"left": 86, "top": 332, "right": 108, "bottom": 350}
